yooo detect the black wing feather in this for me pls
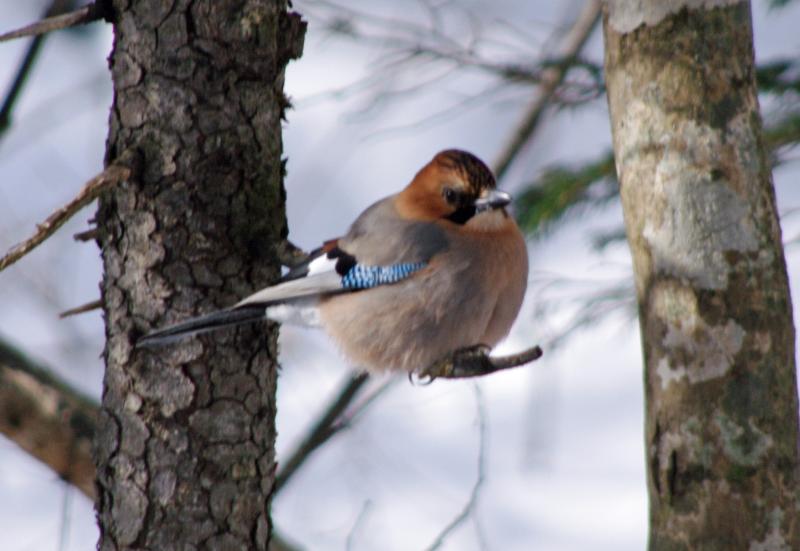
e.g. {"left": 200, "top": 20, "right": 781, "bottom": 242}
{"left": 136, "top": 305, "right": 267, "bottom": 348}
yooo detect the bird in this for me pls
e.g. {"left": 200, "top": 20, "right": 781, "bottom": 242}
{"left": 138, "top": 149, "right": 529, "bottom": 375}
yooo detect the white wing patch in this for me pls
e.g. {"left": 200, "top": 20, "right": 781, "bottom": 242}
{"left": 266, "top": 301, "right": 322, "bottom": 327}
{"left": 306, "top": 254, "right": 339, "bottom": 277}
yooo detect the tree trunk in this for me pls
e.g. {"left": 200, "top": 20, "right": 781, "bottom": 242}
{"left": 604, "top": 1, "right": 800, "bottom": 549}
{"left": 94, "top": 1, "right": 304, "bottom": 550}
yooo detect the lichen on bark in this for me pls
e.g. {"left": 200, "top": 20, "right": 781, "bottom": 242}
{"left": 604, "top": 2, "right": 800, "bottom": 549}
{"left": 94, "top": 1, "right": 305, "bottom": 549}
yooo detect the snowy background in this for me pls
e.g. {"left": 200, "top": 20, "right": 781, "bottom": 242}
{"left": 1, "top": 1, "right": 800, "bottom": 550}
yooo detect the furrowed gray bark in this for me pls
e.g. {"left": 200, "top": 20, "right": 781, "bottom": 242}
{"left": 604, "top": 1, "right": 800, "bottom": 549}
{"left": 95, "top": 1, "right": 304, "bottom": 549}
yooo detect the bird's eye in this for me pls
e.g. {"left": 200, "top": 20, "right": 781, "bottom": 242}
{"left": 443, "top": 187, "right": 457, "bottom": 204}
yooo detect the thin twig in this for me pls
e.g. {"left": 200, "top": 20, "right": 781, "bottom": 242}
{"left": 0, "top": 162, "right": 130, "bottom": 272}
{"left": 345, "top": 500, "right": 373, "bottom": 551}
{"left": 0, "top": 35, "right": 43, "bottom": 136}
{"left": 276, "top": 239, "right": 310, "bottom": 267}
{"left": 73, "top": 227, "right": 99, "bottom": 242}
{"left": 330, "top": 377, "right": 396, "bottom": 432}
{"left": 424, "top": 384, "right": 487, "bottom": 551}
{"left": 59, "top": 298, "right": 103, "bottom": 319}
{"left": 272, "top": 376, "right": 396, "bottom": 493}
{"left": 484, "top": 345, "right": 544, "bottom": 371}
{"left": 530, "top": 272, "right": 636, "bottom": 351}
{"left": 274, "top": 372, "right": 370, "bottom": 493}
{"left": 493, "top": 0, "right": 602, "bottom": 182}
{"left": 0, "top": 0, "right": 73, "bottom": 137}
{"left": 0, "top": 2, "right": 109, "bottom": 44}
{"left": 360, "top": 79, "right": 510, "bottom": 141}
{"left": 273, "top": 375, "right": 395, "bottom": 495}
{"left": 299, "top": 0, "right": 602, "bottom": 129}
{"left": 419, "top": 344, "right": 543, "bottom": 381}
{"left": 57, "top": 483, "right": 73, "bottom": 551}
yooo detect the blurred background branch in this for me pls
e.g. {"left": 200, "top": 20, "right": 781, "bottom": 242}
{"left": 0, "top": 1, "right": 109, "bottom": 44}
{"left": 0, "top": 0, "right": 74, "bottom": 137}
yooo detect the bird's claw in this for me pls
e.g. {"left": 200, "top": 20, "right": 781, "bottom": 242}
{"left": 416, "top": 344, "right": 493, "bottom": 382}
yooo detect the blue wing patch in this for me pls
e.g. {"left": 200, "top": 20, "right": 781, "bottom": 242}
{"left": 341, "top": 262, "right": 426, "bottom": 290}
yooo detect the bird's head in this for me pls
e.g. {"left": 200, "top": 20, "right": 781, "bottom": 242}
{"left": 397, "top": 149, "right": 512, "bottom": 229}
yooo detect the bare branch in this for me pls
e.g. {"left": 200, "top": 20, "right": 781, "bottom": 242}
{"left": 0, "top": 2, "right": 109, "bottom": 44}
{"left": 276, "top": 239, "right": 310, "bottom": 268}
{"left": 424, "top": 384, "right": 487, "bottom": 550}
{"left": 299, "top": 0, "right": 603, "bottom": 132}
{"left": 274, "top": 372, "right": 370, "bottom": 493}
{"left": 534, "top": 275, "right": 636, "bottom": 351}
{"left": 272, "top": 373, "right": 397, "bottom": 495}
{"left": 360, "top": 79, "right": 509, "bottom": 141}
{"left": 0, "top": 338, "right": 98, "bottom": 500}
{"left": 59, "top": 298, "right": 103, "bottom": 319}
{"left": 493, "top": 0, "right": 602, "bottom": 182}
{"left": 330, "top": 378, "right": 396, "bottom": 431}
{"left": 73, "top": 227, "right": 99, "bottom": 242}
{"left": 0, "top": 0, "right": 74, "bottom": 137}
{"left": 418, "top": 344, "right": 543, "bottom": 381}
{"left": 0, "top": 160, "right": 133, "bottom": 273}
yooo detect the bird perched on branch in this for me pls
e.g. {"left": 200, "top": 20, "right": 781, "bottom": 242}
{"left": 139, "top": 149, "right": 529, "bottom": 376}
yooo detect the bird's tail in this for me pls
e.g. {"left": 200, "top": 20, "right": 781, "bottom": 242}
{"left": 136, "top": 304, "right": 267, "bottom": 348}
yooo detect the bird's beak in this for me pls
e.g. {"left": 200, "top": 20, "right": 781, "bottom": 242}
{"left": 474, "top": 189, "right": 512, "bottom": 213}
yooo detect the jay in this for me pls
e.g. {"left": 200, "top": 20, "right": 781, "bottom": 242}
{"left": 139, "top": 150, "right": 529, "bottom": 377}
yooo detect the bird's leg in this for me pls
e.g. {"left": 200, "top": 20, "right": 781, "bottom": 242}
{"left": 417, "top": 343, "right": 543, "bottom": 381}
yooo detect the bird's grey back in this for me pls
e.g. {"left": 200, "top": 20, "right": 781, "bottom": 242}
{"left": 339, "top": 196, "right": 448, "bottom": 265}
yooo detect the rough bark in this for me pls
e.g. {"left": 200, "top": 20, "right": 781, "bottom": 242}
{"left": 94, "top": 1, "right": 304, "bottom": 550}
{"left": 604, "top": 1, "right": 800, "bottom": 549}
